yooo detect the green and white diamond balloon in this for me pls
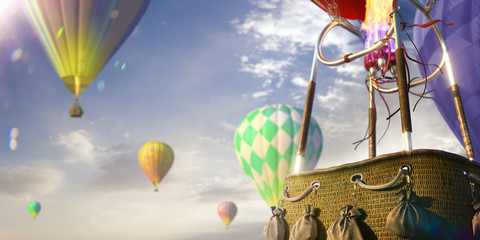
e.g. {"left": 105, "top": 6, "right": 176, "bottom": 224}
{"left": 234, "top": 104, "right": 323, "bottom": 207}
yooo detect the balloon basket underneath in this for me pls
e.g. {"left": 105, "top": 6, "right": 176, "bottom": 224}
{"left": 280, "top": 149, "right": 480, "bottom": 239}
{"left": 69, "top": 105, "right": 83, "bottom": 118}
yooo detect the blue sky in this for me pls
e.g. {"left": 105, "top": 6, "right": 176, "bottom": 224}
{"left": 0, "top": 0, "right": 465, "bottom": 239}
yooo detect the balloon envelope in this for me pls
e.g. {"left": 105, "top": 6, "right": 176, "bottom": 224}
{"left": 234, "top": 104, "right": 323, "bottom": 207}
{"left": 413, "top": 0, "right": 480, "bottom": 158}
{"left": 138, "top": 141, "right": 174, "bottom": 191}
{"left": 217, "top": 201, "right": 237, "bottom": 229}
{"left": 21, "top": 0, "right": 150, "bottom": 98}
{"left": 311, "top": 0, "right": 366, "bottom": 20}
{"left": 28, "top": 201, "right": 41, "bottom": 219}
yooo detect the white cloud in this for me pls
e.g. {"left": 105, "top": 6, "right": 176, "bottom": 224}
{"left": 252, "top": 89, "right": 274, "bottom": 99}
{"left": 317, "top": 78, "right": 364, "bottom": 111}
{"left": 220, "top": 120, "right": 238, "bottom": 132}
{"left": 234, "top": 0, "right": 366, "bottom": 103}
{"left": 235, "top": 0, "right": 364, "bottom": 55}
{"left": 0, "top": 165, "right": 64, "bottom": 200}
{"left": 291, "top": 76, "right": 309, "bottom": 87}
{"left": 336, "top": 61, "right": 366, "bottom": 78}
{"left": 235, "top": 0, "right": 327, "bottom": 54}
{"left": 262, "top": 79, "right": 272, "bottom": 88}
{"left": 252, "top": 0, "right": 280, "bottom": 10}
{"left": 240, "top": 58, "right": 292, "bottom": 79}
{"left": 53, "top": 130, "right": 104, "bottom": 164}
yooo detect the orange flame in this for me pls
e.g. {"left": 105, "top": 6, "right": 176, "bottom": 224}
{"left": 362, "top": 0, "right": 394, "bottom": 32}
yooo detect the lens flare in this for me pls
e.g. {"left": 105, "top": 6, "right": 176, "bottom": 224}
{"left": 9, "top": 139, "right": 17, "bottom": 151}
{"left": 10, "top": 48, "right": 22, "bottom": 62}
{"left": 114, "top": 60, "right": 119, "bottom": 67}
{"left": 57, "top": 26, "right": 64, "bottom": 38}
{"left": 97, "top": 81, "right": 105, "bottom": 91}
{"left": 0, "top": 0, "right": 13, "bottom": 15}
{"left": 9, "top": 127, "right": 18, "bottom": 138}
{"left": 110, "top": 10, "right": 119, "bottom": 19}
{"left": 121, "top": 63, "right": 126, "bottom": 70}
{"left": 28, "top": 65, "right": 35, "bottom": 75}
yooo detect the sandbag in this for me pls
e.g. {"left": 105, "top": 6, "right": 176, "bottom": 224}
{"left": 263, "top": 207, "right": 287, "bottom": 240}
{"left": 385, "top": 190, "right": 430, "bottom": 239}
{"left": 290, "top": 205, "right": 317, "bottom": 240}
{"left": 327, "top": 205, "right": 363, "bottom": 240}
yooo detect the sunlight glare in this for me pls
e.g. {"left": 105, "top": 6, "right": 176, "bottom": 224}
{"left": 0, "top": 0, "right": 13, "bottom": 15}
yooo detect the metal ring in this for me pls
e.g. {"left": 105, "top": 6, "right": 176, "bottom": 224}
{"left": 350, "top": 173, "right": 364, "bottom": 183}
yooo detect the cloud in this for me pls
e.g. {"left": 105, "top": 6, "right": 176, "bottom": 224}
{"left": 252, "top": 89, "right": 274, "bottom": 99}
{"left": 87, "top": 148, "right": 147, "bottom": 193}
{"left": 336, "top": 61, "right": 366, "bottom": 78}
{"left": 220, "top": 120, "right": 238, "bottom": 132}
{"left": 178, "top": 222, "right": 265, "bottom": 240}
{"left": 316, "top": 78, "right": 364, "bottom": 111}
{"left": 233, "top": 0, "right": 365, "bottom": 103}
{"left": 240, "top": 58, "right": 292, "bottom": 79}
{"left": 0, "top": 165, "right": 64, "bottom": 200}
{"left": 235, "top": 0, "right": 328, "bottom": 55}
{"left": 53, "top": 130, "right": 105, "bottom": 164}
{"left": 291, "top": 76, "right": 309, "bottom": 87}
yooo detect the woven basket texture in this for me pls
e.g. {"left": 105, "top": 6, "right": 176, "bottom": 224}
{"left": 281, "top": 149, "right": 480, "bottom": 240}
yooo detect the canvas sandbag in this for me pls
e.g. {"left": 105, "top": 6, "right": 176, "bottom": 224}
{"left": 327, "top": 205, "right": 363, "bottom": 240}
{"left": 385, "top": 190, "right": 429, "bottom": 239}
{"left": 289, "top": 205, "right": 317, "bottom": 240}
{"left": 263, "top": 207, "right": 287, "bottom": 240}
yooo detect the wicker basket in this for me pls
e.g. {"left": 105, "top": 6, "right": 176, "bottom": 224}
{"left": 281, "top": 149, "right": 480, "bottom": 240}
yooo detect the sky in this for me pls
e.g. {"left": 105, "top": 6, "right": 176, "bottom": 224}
{"left": 0, "top": 0, "right": 467, "bottom": 239}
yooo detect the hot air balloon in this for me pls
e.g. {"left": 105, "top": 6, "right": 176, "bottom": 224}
{"left": 28, "top": 201, "right": 41, "bottom": 219}
{"left": 413, "top": 0, "right": 480, "bottom": 159}
{"left": 234, "top": 104, "right": 323, "bottom": 207}
{"left": 138, "top": 141, "right": 174, "bottom": 192}
{"left": 311, "top": 0, "right": 366, "bottom": 21}
{"left": 21, "top": 0, "right": 150, "bottom": 117}
{"left": 217, "top": 201, "right": 237, "bottom": 229}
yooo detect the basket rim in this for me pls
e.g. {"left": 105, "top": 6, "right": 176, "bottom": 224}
{"left": 286, "top": 149, "right": 478, "bottom": 179}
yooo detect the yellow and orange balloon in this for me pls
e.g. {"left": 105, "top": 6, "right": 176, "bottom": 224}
{"left": 138, "top": 141, "right": 174, "bottom": 192}
{"left": 21, "top": 0, "right": 150, "bottom": 117}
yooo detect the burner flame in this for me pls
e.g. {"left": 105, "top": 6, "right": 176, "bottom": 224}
{"left": 363, "top": 0, "right": 395, "bottom": 70}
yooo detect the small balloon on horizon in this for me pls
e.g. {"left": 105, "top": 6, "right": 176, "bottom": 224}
{"left": 28, "top": 201, "right": 41, "bottom": 219}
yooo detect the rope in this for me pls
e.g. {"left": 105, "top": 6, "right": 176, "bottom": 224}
{"left": 282, "top": 181, "right": 320, "bottom": 202}
{"left": 467, "top": 172, "right": 480, "bottom": 185}
{"left": 352, "top": 166, "right": 410, "bottom": 190}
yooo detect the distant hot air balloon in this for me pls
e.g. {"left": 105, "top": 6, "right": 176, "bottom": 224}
{"left": 234, "top": 104, "right": 323, "bottom": 207}
{"left": 413, "top": 0, "right": 480, "bottom": 159}
{"left": 217, "top": 201, "right": 237, "bottom": 229}
{"left": 138, "top": 141, "right": 174, "bottom": 192}
{"left": 28, "top": 201, "right": 41, "bottom": 220}
{"left": 21, "top": 0, "right": 150, "bottom": 117}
